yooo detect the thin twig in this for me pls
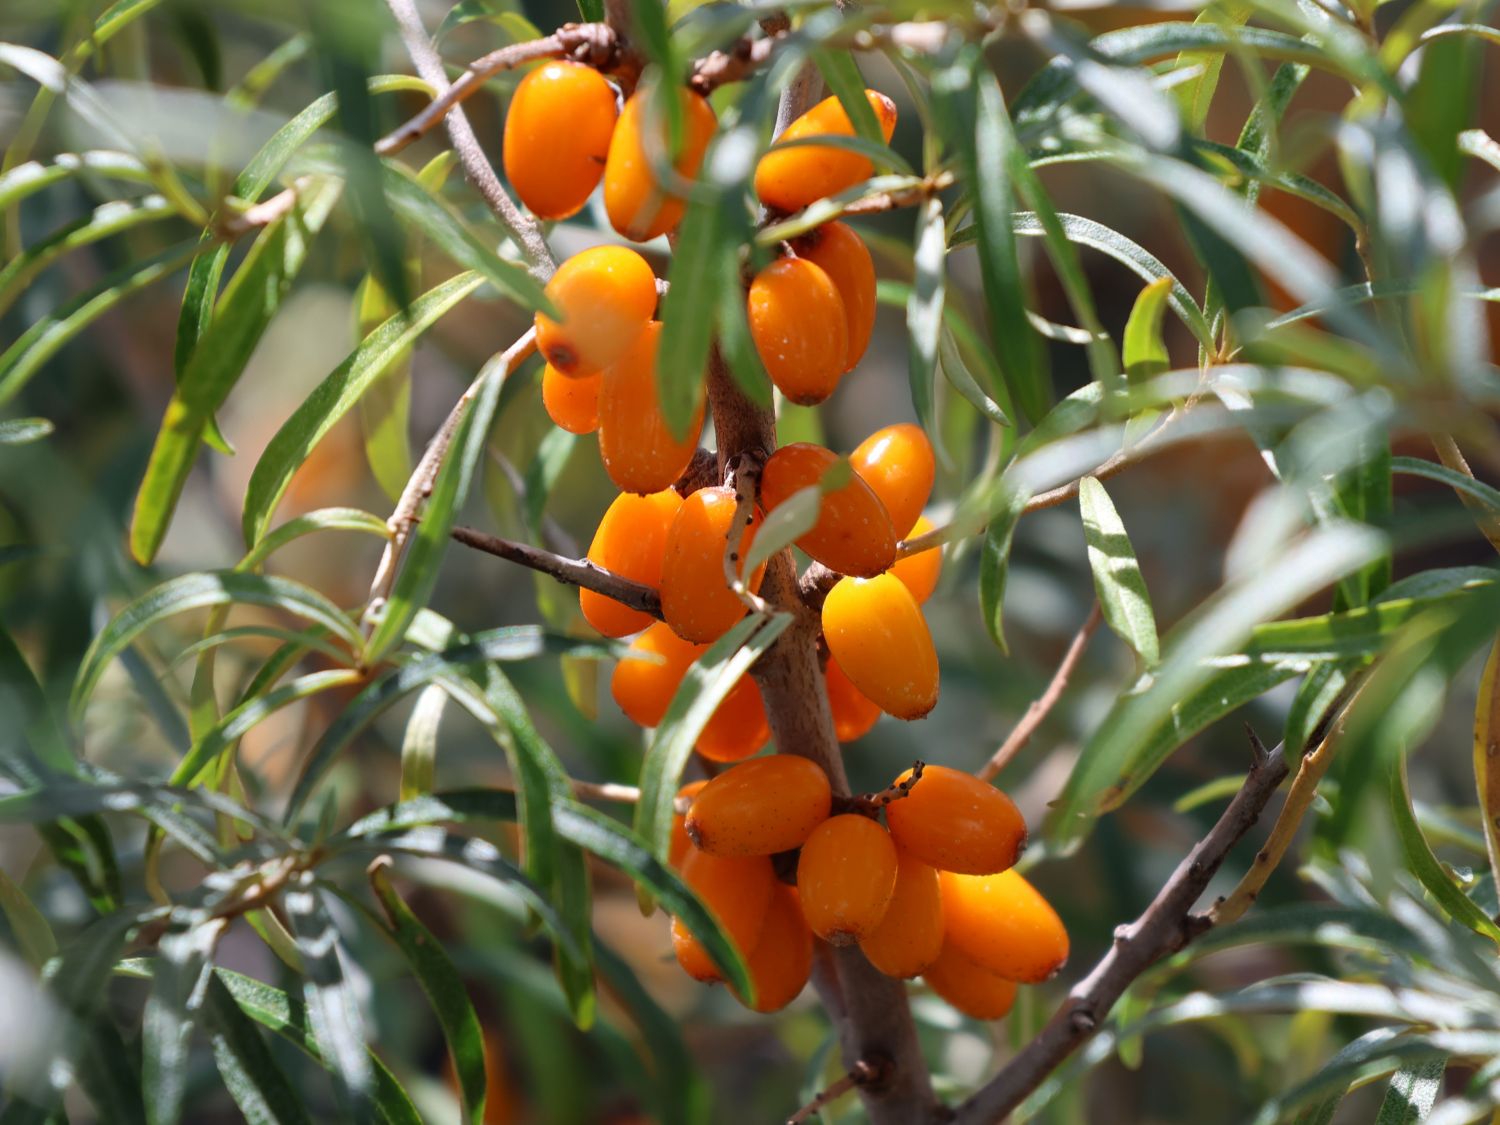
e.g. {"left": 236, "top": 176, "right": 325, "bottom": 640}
{"left": 724, "top": 451, "right": 773, "bottom": 615}
{"left": 949, "top": 737, "right": 1291, "bottom": 1124}
{"left": 977, "top": 605, "right": 1102, "bottom": 783}
{"left": 451, "top": 525, "right": 663, "bottom": 619}
{"left": 787, "top": 1057, "right": 891, "bottom": 1125}
{"left": 844, "top": 760, "right": 925, "bottom": 815}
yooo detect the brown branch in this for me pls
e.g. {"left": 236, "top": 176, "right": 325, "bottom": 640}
{"left": 949, "top": 737, "right": 1291, "bottom": 1124}
{"left": 450, "top": 525, "right": 663, "bottom": 619}
{"left": 787, "top": 1057, "right": 892, "bottom": 1125}
{"left": 977, "top": 605, "right": 1102, "bottom": 783}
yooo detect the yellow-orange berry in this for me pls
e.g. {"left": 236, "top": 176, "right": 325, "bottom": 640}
{"left": 755, "top": 91, "right": 898, "bottom": 213}
{"left": 760, "top": 443, "right": 896, "bottom": 578}
{"left": 889, "top": 516, "right": 941, "bottom": 603}
{"left": 939, "top": 870, "right": 1069, "bottom": 984}
{"left": 747, "top": 259, "right": 849, "bottom": 406}
{"left": 541, "top": 363, "right": 601, "bottom": 435}
{"left": 732, "top": 886, "right": 813, "bottom": 1013}
{"left": 597, "top": 321, "right": 704, "bottom": 495}
{"left": 685, "top": 756, "right": 831, "bottom": 857}
{"left": 502, "top": 61, "right": 618, "bottom": 220}
{"left": 821, "top": 574, "right": 938, "bottom": 720}
{"left": 669, "top": 779, "right": 710, "bottom": 868}
{"left": 604, "top": 87, "right": 717, "bottom": 242}
{"left": 581, "top": 489, "right": 681, "bottom": 637}
{"left": 671, "top": 848, "right": 776, "bottom": 982}
{"left": 535, "top": 245, "right": 656, "bottom": 377}
{"left": 796, "top": 222, "right": 876, "bottom": 372}
{"left": 850, "top": 423, "right": 935, "bottom": 540}
{"left": 796, "top": 814, "right": 898, "bottom": 946}
{"left": 695, "top": 673, "right": 771, "bottom": 763}
{"left": 885, "top": 765, "right": 1026, "bottom": 875}
{"left": 922, "top": 939, "right": 1019, "bottom": 1020}
{"left": 660, "top": 486, "right": 764, "bottom": 643}
{"left": 859, "top": 848, "right": 943, "bottom": 979}
{"left": 825, "top": 656, "right": 880, "bottom": 742}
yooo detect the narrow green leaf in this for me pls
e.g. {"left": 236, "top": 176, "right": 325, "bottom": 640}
{"left": 1123, "top": 277, "right": 1173, "bottom": 383}
{"left": 144, "top": 920, "right": 226, "bottom": 1125}
{"left": 0, "top": 150, "right": 152, "bottom": 212}
{"left": 1375, "top": 1054, "right": 1446, "bottom": 1124}
{"left": 0, "top": 867, "right": 56, "bottom": 968}
{"left": 1079, "top": 477, "right": 1159, "bottom": 665}
{"left": 811, "top": 50, "right": 883, "bottom": 145}
{"left": 657, "top": 182, "right": 722, "bottom": 441}
{"left": 1389, "top": 761, "right": 1500, "bottom": 947}
{"left": 978, "top": 489, "right": 1026, "bottom": 653}
{"left": 906, "top": 197, "right": 946, "bottom": 434}
{"left": 399, "top": 685, "right": 446, "bottom": 801}
{"left": 204, "top": 974, "right": 314, "bottom": 1125}
{"left": 0, "top": 418, "right": 51, "bottom": 445}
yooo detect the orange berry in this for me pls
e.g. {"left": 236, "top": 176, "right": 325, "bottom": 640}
{"left": 859, "top": 848, "right": 943, "bottom": 979}
{"left": 760, "top": 443, "right": 896, "bottom": 578}
{"left": 732, "top": 886, "right": 813, "bottom": 1013}
{"left": 541, "top": 363, "right": 601, "bottom": 435}
{"left": 825, "top": 656, "right": 880, "bottom": 742}
{"left": 669, "top": 779, "right": 710, "bottom": 868}
{"left": 939, "top": 870, "right": 1069, "bottom": 984}
{"left": 755, "top": 91, "right": 898, "bottom": 213}
{"left": 597, "top": 321, "right": 704, "bottom": 495}
{"left": 796, "top": 222, "right": 876, "bottom": 372}
{"left": 889, "top": 516, "right": 941, "bottom": 603}
{"left": 695, "top": 674, "right": 771, "bottom": 763}
{"left": 796, "top": 814, "right": 897, "bottom": 946}
{"left": 660, "top": 486, "right": 764, "bottom": 643}
{"left": 604, "top": 87, "right": 717, "bottom": 242}
{"left": 885, "top": 765, "right": 1026, "bottom": 876}
{"left": 580, "top": 490, "right": 681, "bottom": 637}
{"left": 821, "top": 574, "right": 938, "bottom": 720}
{"left": 850, "top": 423, "right": 935, "bottom": 540}
{"left": 502, "top": 61, "right": 618, "bottom": 220}
{"left": 922, "top": 939, "right": 1019, "bottom": 1020}
{"left": 535, "top": 246, "right": 656, "bottom": 377}
{"left": 685, "top": 756, "right": 831, "bottom": 857}
{"left": 747, "top": 259, "right": 848, "bottom": 405}
{"left": 672, "top": 848, "right": 776, "bottom": 981}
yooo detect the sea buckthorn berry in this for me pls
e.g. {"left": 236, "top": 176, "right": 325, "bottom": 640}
{"left": 535, "top": 246, "right": 656, "bottom": 377}
{"left": 825, "top": 655, "right": 880, "bottom": 742}
{"left": 889, "top": 515, "right": 941, "bottom": 603}
{"left": 580, "top": 489, "right": 681, "bottom": 637}
{"left": 851, "top": 423, "right": 936, "bottom": 539}
{"left": 859, "top": 848, "right": 943, "bottom": 979}
{"left": 821, "top": 574, "right": 939, "bottom": 720}
{"left": 685, "top": 756, "right": 832, "bottom": 857}
{"left": 797, "top": 814, "right": 898, "bottom": 946}
{"left": 796, "top": 222, "right": 876, "bottom": 372}
{"left": 597, "top": 322, "right": 704, "bottom": 495}
{"left": 939, "top": 869, "right": 1069, "bottom": 984}
{"left": 733, "top": 886, "right": 813, "bottom": 1013}
{"left": 885, "top": 765, "right": 1026, "bottom": 875}
{"left": 754, "top": 90, "right": 898, "bottom": 213}
{"left": 922, "top": 939, "right": 1019, "bottom": 1020}
{"left": 669, "top": 780, "right": 710, "bottom": 868}
{"left": 747, "top": 259, "right": 849, "bottom": 406}
{"left": 541, "top": 364, "right": 601, "bottom": 435}
{"left": 604, "top": 87, "right": 717, "bottom": 242}
{"left": 660, "top": 486, "right": 765, "bottom": 643}
{"left": 502, "top": 61, "right": 618, "bottom": 221}
{"left": 695, "top": 673, "right": 770, "bottom": 763}
{"left": 672, "top": 849, "right": 776, "bottom": 982}
{"left": 760, "top": 443, "right": 896, "bottom": 578}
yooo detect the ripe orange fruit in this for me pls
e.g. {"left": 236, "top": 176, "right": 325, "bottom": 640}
{"left": 939, "top": 869, "right": 1069, "bottom": 983}
{"left": 747, "top": 258, "right": 848, "bottom": 405}
{"left": 889, "top": 515, "right": 941, "bottom": 602}
{"left": 821, "top": 574, "right": 938, "bottom": 720}
{"left": 825, "top": 655, "right": 880, "bottom": 742}
{"left": 597, "top": 321, "right": 704, "bottom": 495}
{"left": 660, "top": 486, "right": 765, "bottom": 643}
{"left": 755, "top": 90, "right": 898, "bottom": 213}
{"left": 885, "top": 765, "right": 1026, "bottom": 875}
{"left": 685, "top": 756, "right": 831, "bottom": 857}
{"left": 695, "top": 674, "right": 771, "bottom": 763}
{"left": 850, "top": 423, "right": 935, "bottom": 539}
{"left": 541, "top": 363, "right": 601, "bottom": 435}
{"left": 672, "top": 848, "right": 775, "bottom": 981}
{"left": 603, "top": 87, "right": 717, "bottom": 242}
{"left": 922, "top": 940, "right": 1019, "bottom": 1020}
{"left": 732, "top": 885, "right": 813, "bottom": 1013}
{"left": 502, "top": 61, "right": 618, "bottom": 220}
{"left": 760, "top": 443, "right": 896, "bottom": 578}
{"left": 535, "top": 245, "right": 656, "bottom": 377}
{"left": 580, "top": 490, "right": 681, "bottom": 637}
{"left": 796, "top": 222, "right": 876, "bottom": 372}
{"left": 669, "top": 779, "right": 710, "bottom": 868}
{"left": 859, "top": 848, "right": 943, "bottom": 979}
{"left": 796, "top": 814, "right": 898, "bottom": 945}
